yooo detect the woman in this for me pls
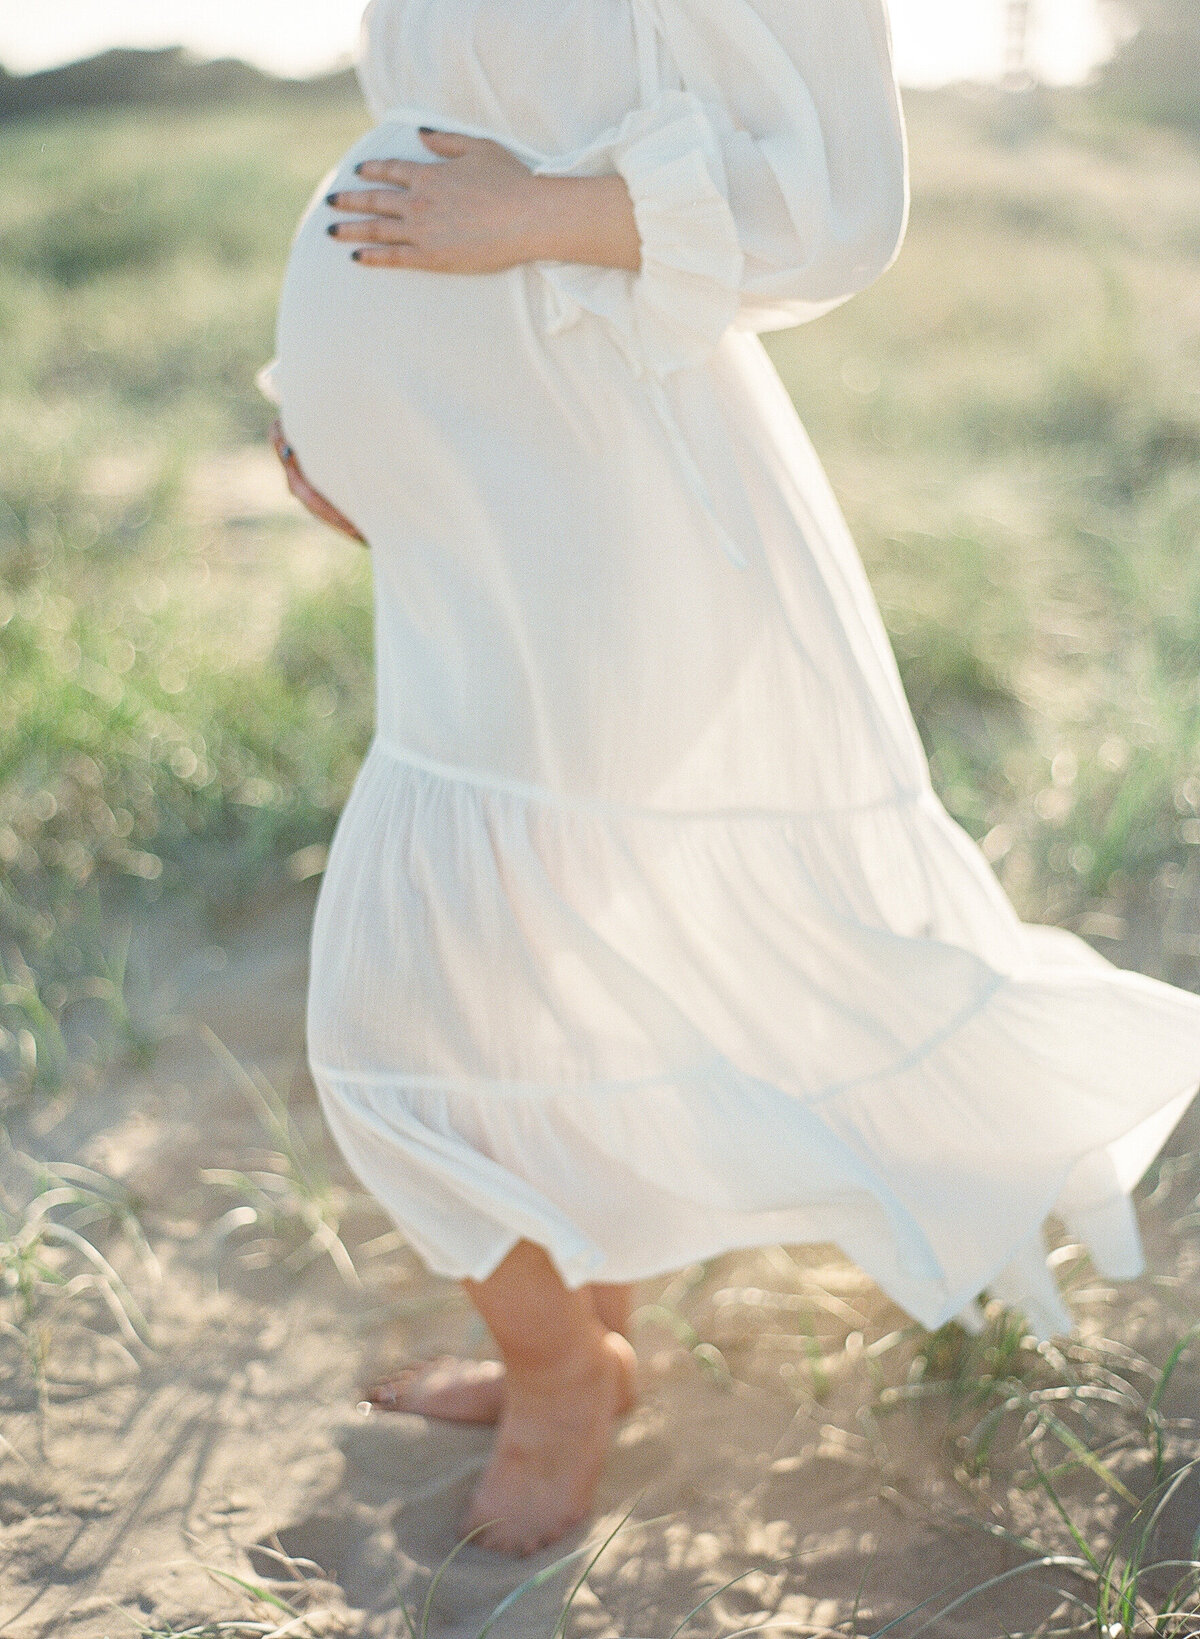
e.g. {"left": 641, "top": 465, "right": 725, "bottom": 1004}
{"left": 262, "top": 0, "right": 1200, "bottom": 1555}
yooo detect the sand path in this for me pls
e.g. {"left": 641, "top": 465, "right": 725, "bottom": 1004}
{"left": 3, "top": 879, "right": 1199, "bottom": 1638}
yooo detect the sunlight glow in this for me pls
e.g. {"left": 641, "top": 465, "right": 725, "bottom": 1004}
{"left": 0, "top": 0, "right": 1115, "bottom": 87}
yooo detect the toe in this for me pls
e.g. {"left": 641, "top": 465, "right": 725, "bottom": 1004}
{"left": 362, "top": 1369, "right": 416, "bottom": 1409}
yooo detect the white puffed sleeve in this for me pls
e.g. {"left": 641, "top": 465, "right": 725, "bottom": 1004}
{"left": 533, "top": 92, "right": 744, "bottom": 379}
{"left": 534, "top": 0, "right": 908, "bottom": 379}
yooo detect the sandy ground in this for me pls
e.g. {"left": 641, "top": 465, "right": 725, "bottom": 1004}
{"left": 4, "top": 879, "right": 1200, "bottom": 1639}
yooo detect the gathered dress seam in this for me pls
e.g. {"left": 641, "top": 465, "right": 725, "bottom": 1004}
{"left": 806, "top": 972, "right": 1008, "bottom": 1108}
{"left": 308, "top": 1056, "right": 727, "bottom": 1098}
{"left": 310, "top": 974, "right": 1012, "bottom": 1104}
{"left": 371, "top": 734, "right": 933, "bottom": 823}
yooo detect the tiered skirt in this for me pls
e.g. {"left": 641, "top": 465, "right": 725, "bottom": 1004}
{"left": 308, "top": 738, "right": 1200, "bottom": 1338}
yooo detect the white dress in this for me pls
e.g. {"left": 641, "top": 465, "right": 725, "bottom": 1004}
{"left": 262, "top": 0, "right": 1200, "bottom": 1339}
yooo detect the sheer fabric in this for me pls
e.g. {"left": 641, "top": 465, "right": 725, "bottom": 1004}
{"left": 262, "top": 0, "right": 1200, "bottom": 1339}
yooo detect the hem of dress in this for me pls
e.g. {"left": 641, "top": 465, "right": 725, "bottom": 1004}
{"left": 371, "top": 733, "right": 932, "bottom": 823}
{"left": 310, "top": 1028, "right": 1200, "bottom": 1335}
{"left": 309, "top": 1055, "right": 730, "bottom": 1100}
{"left": 316, "top": 1061, "right": 1200, "bottom": 1330}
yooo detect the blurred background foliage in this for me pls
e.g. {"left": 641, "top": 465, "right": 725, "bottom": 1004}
{"left": 1099, "top": 0, "right": 1200, "bottom": 128}
{"left": 1, "top": 17, "right": 1199, "bottom": 1103}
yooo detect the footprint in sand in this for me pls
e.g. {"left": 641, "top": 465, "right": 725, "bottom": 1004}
{"left": 254, "top": 1410, "right": 612, "bottom": 1637}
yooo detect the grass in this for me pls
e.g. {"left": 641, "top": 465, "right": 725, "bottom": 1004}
{"left": 0, "top": 1144, "right": 159, "bottom": 1439}
{"left": 771, "top": 91, "right": 1200, "bottom": 932}
{"left": 3, "top": 73, "right": 1200, "bottom": 1639}
{"left": 148, "top": 1457, "right": 1200, "bottom": 1637}
{"left": 16, "top": 1159, "right": 1200, "bottom": 1632}
{"left": 2, "top": 84, "right": 1200, "bottom": 1106}
{"left": 197, "top": 1026, "right": 361, "bottom": 1290}
{"left": 0, "top": 92, "right": 374, "bottom": 1103}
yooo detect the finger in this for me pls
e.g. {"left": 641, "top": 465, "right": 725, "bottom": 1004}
{"left": 276, "top": 450, "right": 365, "bottom": 539}
{"left": 271, "top": 423, "right": 300, "bottom": 469}
{"left": 288, "top": 470, "right": 340, "bottom": 521}
{"left": 284, "top": 466, "right": 313, "bottom": 503}
{"left": 313, "top": 499, "right": 367, "bottom": 543}
{"left": 311, "top": 496, "right": 353, "bottom": 532}
{"left": 418, "top": 128, "right": 472, "bottom": 157}
{"left": 329, "top": 218, "right": 412, "bottom": 246}
{"left": 353, "top": 158, "right": 421, "bottom": 187}
{"left": 275, "top": 432, "right": 300, "bottom": 469}
{"left": 285, "top": 463, "right": 325, "bottom": 506}
{"left": 289, "top": 476, "right": 363, "bottom": 539}
{"left": 326, "top": 186, "right": 410, "bottom": 218}
{"left": 350, "top": 245, "right": 429, "bottom": 268}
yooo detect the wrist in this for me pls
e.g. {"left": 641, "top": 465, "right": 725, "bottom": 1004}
{"left": 524, "top": 174, "right": 642, "bottom": 272}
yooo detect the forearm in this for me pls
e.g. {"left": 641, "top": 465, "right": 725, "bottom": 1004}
{"left": 328, "top": 135, "right": 643, "bottom": 275}
{"left": 523, "top": 174, "right": 642, "bottom": 272}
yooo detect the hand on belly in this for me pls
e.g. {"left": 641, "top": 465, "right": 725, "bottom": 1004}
{"left": 325, "top": 126, "right": 641, "bottom": 274}
{"left": 269, "top": 418, "right": 367, "bottom": 544}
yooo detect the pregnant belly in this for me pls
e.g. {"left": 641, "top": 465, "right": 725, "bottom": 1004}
{"left": 271, "top": 118, "right": 530, "bottom": 535}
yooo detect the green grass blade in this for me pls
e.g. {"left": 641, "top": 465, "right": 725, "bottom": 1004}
{"left": 718, "top": 1622, "right": 851, "bottom": 1639}
{"left": 904, "top": 1556, "right": 1093, "bottom": 1639}
{"left": 198, "top": 1565, "right": 300, "bottom": 1617}
{"left": 1032, "top": 1405, "right": 1139, "bottom": 1506}
{"left": 550, "top": 1500, "right": 641, "bottom": 1639}
{"left": 1146, "top": 1326, "right": 1200, "bottom": 1481}
{"left": 420, "top": 1523, "right": 493, "bottom": 1639}
{"left": 1028, "top": 1451, "right": 1103, "bottom": 1574}
{"left": 392, "top": 1588, "right": 419, "bottom": 1639}
{"left": 863, "top": 1576, "right": 975, "bottom": 1638}
{"left": 38, "top": 1220, "right": 153, "bottom": 1346}
{"left": 473, "top": 1544, "right": 589, "bottom": 1639}
{"left": 665, "top": 1570, "right": 753, "bottom": 1639}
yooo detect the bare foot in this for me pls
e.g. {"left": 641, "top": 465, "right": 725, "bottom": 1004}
{"left": 363, "top": 1356, "right": 506, "bottom": 1423}
{"left": 464, "top": 1329, "right": 638, "bottom": 1555}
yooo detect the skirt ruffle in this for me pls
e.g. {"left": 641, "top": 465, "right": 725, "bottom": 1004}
{"left": 308, "top": 738, "right": 1200, "bottom": 1337}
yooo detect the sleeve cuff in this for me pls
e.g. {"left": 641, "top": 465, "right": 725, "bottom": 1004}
{"left": 534, "top": 90, "right": 744, "bottom": 378}
{"left": 255, "top": 360, "right": 282, "bottom": 406}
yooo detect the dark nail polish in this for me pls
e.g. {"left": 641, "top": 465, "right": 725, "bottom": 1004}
{"left": 419, "top": 125, "right": 436, "bottom": 133}
{"left": 353, "top": 161, "right": 366, "bottom": 174}
{"left": 351, "top": 249, "right": 363, "bottom": 261}
{"left": 325, "top": 192, "right": 339, "bottom": 206}
{"left": 326, "top": 223, "right": 339, "bottom": 236}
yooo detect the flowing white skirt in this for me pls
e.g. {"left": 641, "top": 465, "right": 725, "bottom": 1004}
{"left": 307, "top": 737, "right": 1200, "bottom": 1339}
{"left": 273, "top": 119, "right": 1200, "bottom": 1340}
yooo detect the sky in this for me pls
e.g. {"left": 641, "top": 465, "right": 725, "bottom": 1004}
{"left": 0, "top": 0, "right": 1116, "bottom": 87}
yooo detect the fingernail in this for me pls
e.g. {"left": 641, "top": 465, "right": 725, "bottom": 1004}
{"left": 353, "top": 161, "right": 366, "bottom": 174}
{"left": 351, "top": 249, "right": 363, "bottom": 261}
{"left": 418, "top": 125, "right": 436, "bottom": 133}
{"left": 325, "top": 192, "right": 339, "bottom": 206}
{"left": 326, "top": 223, "right": 339, "bottom": 236}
